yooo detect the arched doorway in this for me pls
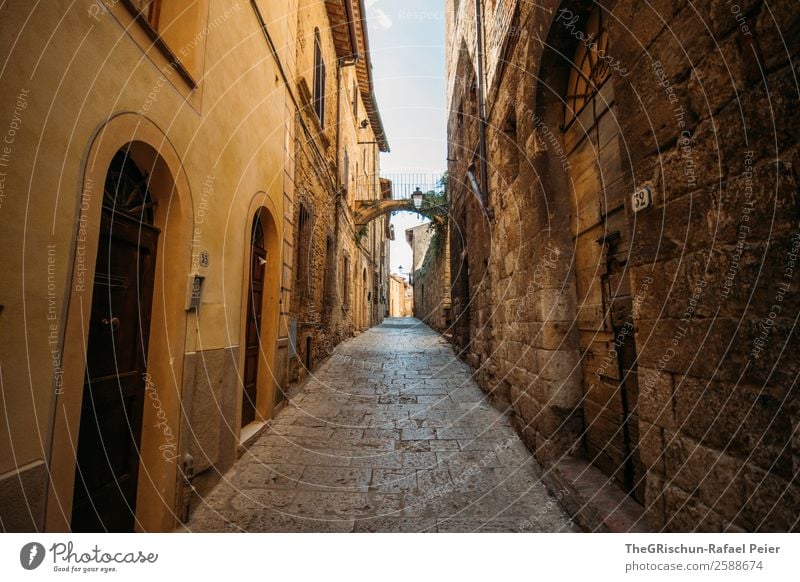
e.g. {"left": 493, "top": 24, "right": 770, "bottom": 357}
{"left": 241, "top": 215, "right": 267, "bottom": 427}
{"left": 71, "top": 147, "right": 160, "bottom": 532}
{"left": 239, "top": 205, "right": 281, "bottom": 427}
{"left": 47, "top": 114, "right": 192, "bottom": 533}
{"left": 559, "top": 5, "right": 643, "bottom": 502}
{"left": 362, "top": 267, "right": 369, "bottom": 329}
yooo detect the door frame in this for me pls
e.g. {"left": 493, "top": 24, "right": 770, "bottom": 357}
{"left": 46, "top": 113, "right": 193, "bottom": 532}
{"left": 236, "top": 199, "right": 282, "bottom": 434}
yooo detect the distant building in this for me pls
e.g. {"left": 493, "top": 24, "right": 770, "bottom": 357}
{"left": 406, "top": 224, "right": 451, "bottom": 331}
{"left": 388, "top": 274, "right": 413, "bottom": 318}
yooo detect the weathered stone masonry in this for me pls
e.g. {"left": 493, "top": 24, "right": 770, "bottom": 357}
{"left": 289, "top": 0, "right": 391, "bottom": 384}
{"left": 447, "top": 0, "right": 799, "bottom": 531}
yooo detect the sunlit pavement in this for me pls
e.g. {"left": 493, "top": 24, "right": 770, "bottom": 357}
{"left": 183, "top": 318, "right": 575, "bottom": 532}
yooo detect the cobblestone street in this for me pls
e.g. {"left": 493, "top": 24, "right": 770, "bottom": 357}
{"left": 184, "top": 318, "right": 574, "bottom": 533}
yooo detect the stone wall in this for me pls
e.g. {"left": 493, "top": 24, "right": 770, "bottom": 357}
{"left": 446, "top": 0, "right": 799, "bottom": 531}
{"left": 412, "top": 225, "right": 452, "bottom": 333}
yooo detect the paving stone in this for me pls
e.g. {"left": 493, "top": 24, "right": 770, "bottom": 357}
{"left": 369, "top": 469, "right": 417, "bottom": 494}
{"left": 299, "top": 466, "right": 372, "bottom": 492}
{"left": 401, "top": 452, "right": 439, "bottom": 469}
{"left": 185, "top": 318, "right": 572, "bottom": 532}
{"left": 354, "top": 516, "right": 437, "bottom": 533}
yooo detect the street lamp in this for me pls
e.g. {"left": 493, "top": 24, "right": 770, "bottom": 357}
{"left": 412, "top": 187, "right": 424, "bottom": 209}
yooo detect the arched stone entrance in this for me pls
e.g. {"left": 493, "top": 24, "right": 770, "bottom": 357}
{"left": 536, "top": 3, "right": 643, "bottom": 502}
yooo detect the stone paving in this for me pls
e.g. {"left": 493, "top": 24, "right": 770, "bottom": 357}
{"left": 183, "top": 318, "right": 575, "bottom": 532}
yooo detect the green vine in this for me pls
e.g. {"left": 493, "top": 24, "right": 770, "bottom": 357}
{"left": 415, "top": 173, "right": 448, "bottom": 279}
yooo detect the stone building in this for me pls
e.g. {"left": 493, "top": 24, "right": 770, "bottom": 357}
{"left": 0, "top": 0, "right": 389, "bottom": 532}
{"left": 446, "top": 0, "right": 799, "bottom": 531}
{"left": 407, "top": 223, "right": 452, "bottom": 332}
{"left": 287, "top": 0, "right": 390, "bottom": 383}
{"left": 388, "top": 274, "right": 412, "bottom": 318}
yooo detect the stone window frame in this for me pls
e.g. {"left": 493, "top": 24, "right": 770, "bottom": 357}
{"left": 127, "top": 0, "right": 162, "bottom": 28}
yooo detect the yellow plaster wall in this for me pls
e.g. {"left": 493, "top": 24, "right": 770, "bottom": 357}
{"left": 0, "top": 0, "right": 293, "bottom": 530}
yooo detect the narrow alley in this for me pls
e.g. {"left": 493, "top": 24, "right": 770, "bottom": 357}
{"left": 2, "top": 0, "right": 798, "bottom": 547}
{"left": 184, "top": 319, "right": 574, "bottom": 533}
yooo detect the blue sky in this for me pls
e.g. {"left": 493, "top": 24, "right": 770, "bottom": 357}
{"left": 365, "top": 0, "right": 447, "bottom": 276}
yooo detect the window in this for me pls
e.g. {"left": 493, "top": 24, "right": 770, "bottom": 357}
{"left": 343, "top": 148, "right": 350, "bottom": 192}
{"left": 252, "top": 214, "right": 264, "bottom": 248}
{"left": 124, "top": 0, "right": 208, "bottom": 79}
{"left": 323, "top": 236, "right": 335, "bottom": 307}
{"left": 296, "top": 203, "right": 312, "bottom": 298}
{"left": 352, "top": 79, "right": 358, "bottom": 118}
{"left": 342, "top": 256, "right": 350, "bottom": 307}
{"left": 564, "top": 6, "right": 610, "bottom": 128}
{"left": 313, "top": 29, "right": 326, "bottom": 126}
{"left": 104, "top": 148, "right": 157, "bottom": 225}
{"left": 129, "top": 0, "right": 161, "bottom": 28}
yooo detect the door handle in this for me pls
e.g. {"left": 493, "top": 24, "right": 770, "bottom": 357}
{"left": 101, "top": 316, "right": 120, "bottom": 332}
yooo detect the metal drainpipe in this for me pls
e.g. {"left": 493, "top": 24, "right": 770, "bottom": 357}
{"left": 474, "top": 0, "right": 490, "bottom": 211}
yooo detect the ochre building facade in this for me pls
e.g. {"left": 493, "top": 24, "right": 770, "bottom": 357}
{"left": 0, "top": 0, "right": 389, "bottom": 532}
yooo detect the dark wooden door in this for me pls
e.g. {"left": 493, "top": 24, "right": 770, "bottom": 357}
{"left": 602, "top": 234, "right": 644, "bottom": 504}
{"left": 242, "top": 235, "right": 266, "bottom": 427}
{"left": 71, "top": 207, "right": 159, "bottom": 532}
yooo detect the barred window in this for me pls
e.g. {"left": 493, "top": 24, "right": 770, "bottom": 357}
{"left": 296, "top": 204, "right": 313, "bottom": 298}
{"left": 342, "top": 256, "right": 350, "bottom": 307}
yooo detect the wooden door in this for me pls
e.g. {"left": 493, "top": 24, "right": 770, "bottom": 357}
{"left": 562, "top": 6, "right": 643, "bottom": 502}
{"left": 242, "top": 219, "right": 266, "bottom": 427}
{"left": 72, "top": 152, "right": 159, "bottom": 531}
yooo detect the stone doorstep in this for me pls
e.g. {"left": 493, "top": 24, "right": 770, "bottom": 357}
{"left": 541, "top": 457, "right": 648, "bottom": 533}
{"left": 237, "top": 420, "right": 273, "bottom": 458}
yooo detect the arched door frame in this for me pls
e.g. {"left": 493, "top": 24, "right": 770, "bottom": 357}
{"left": 236, "top": 196, "right": 282, "bottom": 433}
{"left": 532, "top": 2, "right": 642, "bottom": 501}
{"left": 46, "top": 112, "right": 194, "bottom": 532}
{"left": 362, "top": 267, "right": 369, "bottom": 329}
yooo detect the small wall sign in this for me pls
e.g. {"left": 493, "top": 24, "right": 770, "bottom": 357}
{"left": 185, "top": 274, "right": 205, "bottom": 311}
{"left": 199, "top": 250, "right": 210, "bottom": 268}
{"left": 632, "top": 186, "right": 653, "bottom": 213}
